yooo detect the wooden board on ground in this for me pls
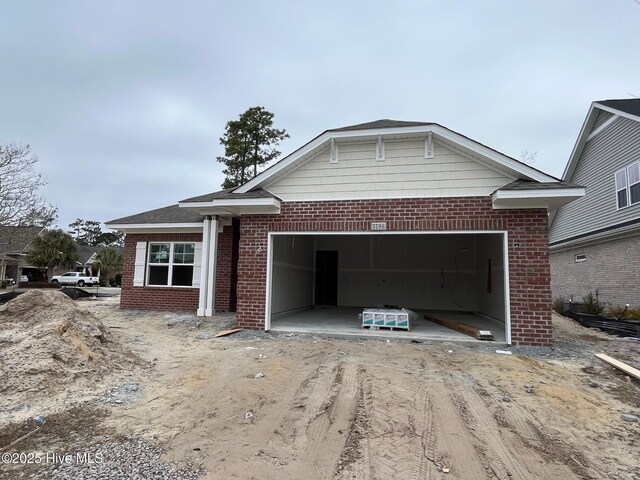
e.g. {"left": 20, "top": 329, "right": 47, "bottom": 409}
{"left": 214, "top": 328, "right": 242, "bottom": 338}
{"left": 595, "top": 353, "right": 640, "bottom": 380}
{"left": 424, "top": 313, "right": 494, "bottom": 340}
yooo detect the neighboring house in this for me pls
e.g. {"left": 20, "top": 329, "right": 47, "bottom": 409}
{"left": 70, "top": 245, "right": 124, "bottom": 277}
{"left": 0, "top": 225, "right": 44, "bottom": 283}
{"left": 107, "top": 120, "right": 584, "bottom": 345}
{"left": 549, "top": 99, "right": 640, "bottom": 308}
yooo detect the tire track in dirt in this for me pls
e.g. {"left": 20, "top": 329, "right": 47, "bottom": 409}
{"left": 334, "top": 366, "right": 372, "bottom": 480}
{"left": 451, "top": 380, "right": 581, "bottom": 479}
{"left": 474, "top": 376, "right": 596, "bottom": 478}
{"left": 410, "top": 383, "right": 438, "bottom": 480}
{"left": 339, "top": 367, "right": 441, "bottom": 480}
{"left": 257, "top": 354, "right": 360, "bottom": 480}
{"left": 300, "top": 361, "right": 359, "bottom": 479}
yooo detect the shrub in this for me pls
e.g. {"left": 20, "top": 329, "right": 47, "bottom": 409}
{"left": 552, "top": 296, "right": 566, "bottom": 315}
{"left": 0, "top": 280, "right": 7, "bottom": 289}
{"left": 115, "top": 273, "right": 122, "bottom": 287}
{"left": 606, "top": 305, "right": 640, "bottom": 320}
{"left": 582, "top": 291, "right": 605, "bottom": 315}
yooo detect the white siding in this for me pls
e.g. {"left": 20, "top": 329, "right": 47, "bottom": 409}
{"left": 550, "top": 117, "right": 640, "bottom": 244}
{"left": 266, "top": 140, "right": 513, "bottom": 200}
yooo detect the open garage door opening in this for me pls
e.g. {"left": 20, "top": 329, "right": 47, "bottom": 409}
{"left": 266, "top": 232, "right": 509, "bottom": 343}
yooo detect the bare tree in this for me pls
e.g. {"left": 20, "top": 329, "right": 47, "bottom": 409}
{"left": 520, "top": 150, "right": 538, "bottom": 166}
{"left": 0, "top": 144, "right": 57, "bottom": 226}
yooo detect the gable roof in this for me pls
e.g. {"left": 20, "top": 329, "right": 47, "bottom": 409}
{"left": 234, "top": 119, "right": 559, "bottom": 194}
{"left": 561, "top": 99, "right": 640, "bottom": 183}
{"left": 0, "top": 225, "right": 43, "bottom": 257}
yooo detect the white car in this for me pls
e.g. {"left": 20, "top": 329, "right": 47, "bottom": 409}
{"left": 51, "top": 272, "right": 100, "bottom": 287}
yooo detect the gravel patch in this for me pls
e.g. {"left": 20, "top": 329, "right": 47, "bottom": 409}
{"left": 43, "top": 437, "right": 205, "bottom": 480}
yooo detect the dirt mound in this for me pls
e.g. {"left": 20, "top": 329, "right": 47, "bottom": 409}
{"left": 0, "top": 290, "right": 144, "bottom": 397}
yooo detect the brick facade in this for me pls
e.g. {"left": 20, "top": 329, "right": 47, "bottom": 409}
{"left": 236, "top": 197, "right": 553, "bottom": 346}
{"left": 121, "top": 228, "right": 237, "bottom": 312}
{"left": 550, "top": 234, "right": 640, "bottom": 308}
{"left": 214, "top": 223, "right": 236, "bottom": 312}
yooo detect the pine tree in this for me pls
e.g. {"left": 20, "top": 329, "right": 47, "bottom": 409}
{"left": 217, "top": 107, "right": 288, "bottom": 189}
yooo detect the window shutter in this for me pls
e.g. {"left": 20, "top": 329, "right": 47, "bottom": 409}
{"left": 192, "top": 242, "right": 203, "bottom": 287}
{"left": 133, "top": 242, "right": 147, "bottom": 287}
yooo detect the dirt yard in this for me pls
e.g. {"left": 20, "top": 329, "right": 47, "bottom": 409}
{"left": 1, "top": 291, "right": 639, "bottom": 479}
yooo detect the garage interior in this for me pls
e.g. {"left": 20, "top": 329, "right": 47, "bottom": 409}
{"left": 268, "top": 232, "right": 508, "bottom": 343}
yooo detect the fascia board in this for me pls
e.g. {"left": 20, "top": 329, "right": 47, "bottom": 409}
{"left": 236, "top": 125, "right": 557, "bottom": 193}
{"left": 492, "top": 187, "right": 585, "bottom": 201}
{"left": 179, "top": 198, "right": 280, "bottom": 209}
{"left": 235, "top": 132, "right": 334, "bottom": 193}
{"left": 563, "top": 102, "right": 640, "bottom": 182}
{"left": 105, "top": 222, "right": 204, "bottom": 232}
{"left": 593, "top": 102, "right": 640, "bottom": 124}
{"left": 430, "top": 126, "right": 556, "bottom": 182}
{"left": 561, "top": 103, "right": 598, "bottom": 182}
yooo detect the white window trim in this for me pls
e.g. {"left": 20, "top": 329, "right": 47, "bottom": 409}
{"left": 147, "top": 241, "right": 196, "bottom": 288}
{"left": 615, "top": 167, "right": 629, "bottom": 210}
{"left": 574, "top": 253, "right": 587, "bottom": 263}
{"left": 627, "top": 161, "right": 640, "bottom": 206}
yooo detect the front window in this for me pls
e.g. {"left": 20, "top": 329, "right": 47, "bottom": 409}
{"left": 147, "top": 242, "right": 195, "bottom": 286}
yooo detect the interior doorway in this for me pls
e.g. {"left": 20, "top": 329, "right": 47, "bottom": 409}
{"left": 315, "top": 250, "right": 338, "bottom": 306}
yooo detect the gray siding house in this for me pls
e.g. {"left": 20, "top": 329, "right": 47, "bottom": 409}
{"left": 549, "top": 99, "right": 640, "bottom": 308}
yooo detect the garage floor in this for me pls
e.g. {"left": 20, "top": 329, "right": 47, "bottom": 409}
{"left": 270, "top": 307, "right": 507, "bottom": 343}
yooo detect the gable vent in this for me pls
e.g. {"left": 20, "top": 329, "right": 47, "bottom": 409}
{"left": 330, "top": 138, "right": 338, "bottom": 163}
{"left": 424, "top": 132, "right": 435, "bottom": 159}
{"left": 376, "top": 135, "right": 385, "bottom": 162}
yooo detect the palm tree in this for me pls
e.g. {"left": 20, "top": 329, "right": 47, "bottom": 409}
{"left": 27, "top": 229, "right": 78, "bottom": 280}
{"left": 94, "top": 247, "right": 123, "bottom": 286}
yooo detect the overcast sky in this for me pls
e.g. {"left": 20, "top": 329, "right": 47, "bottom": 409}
{"left": 1, "top": 1, "right": 639, "bottom": 229}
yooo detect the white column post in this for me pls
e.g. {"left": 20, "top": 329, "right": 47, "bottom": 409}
{"left": 197, "top": 217, "right": 211, "bottom": 316}
{"left": 205, "top": 216, "right": 219, "bottom": 316}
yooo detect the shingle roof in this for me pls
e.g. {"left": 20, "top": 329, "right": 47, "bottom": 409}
{"left": 329, "top": 119, "right": 433, "bottom": 132}
{"left": 597, "top": 99, "right": 640, "bottom": 118}
{"left": 106, "top": 204, "right": 204, "bottom": 225}
{"left": 180, "top": 188, "right": 279, "bottom": 203}
{"left": 0, "top": 226, "right": 43, "bottom": 256}
{"left": 497, "top": 179, "right": 583, "bottom": 191}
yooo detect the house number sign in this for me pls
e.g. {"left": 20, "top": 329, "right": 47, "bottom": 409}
{"left": 371, "top": 222, "right": 387, "bottom": 231}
